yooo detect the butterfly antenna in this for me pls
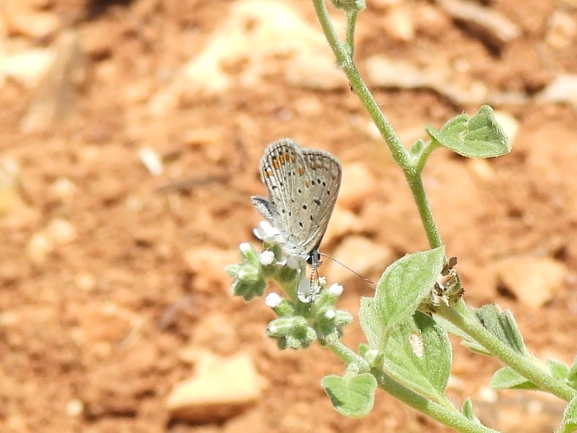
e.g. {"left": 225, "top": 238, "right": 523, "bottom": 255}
{"left": 320, "top": 253, "right": 373, "bottom": 284}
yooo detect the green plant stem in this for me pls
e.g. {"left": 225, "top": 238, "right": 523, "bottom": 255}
{"left": 414, "top": 140, "right": 441, "bottom": 174}
{"left": 311, "top": 0, "right": 443, "bottom": 249}
{"left": 327, "top": 341, "right": 498, "bottom": 433}
{"left": 327, "top": 340, "right": 370, "bottom": 371}
{"left": 311, "top": 0, "right": 407, "bottom": 169}
{"left": 440, "top": 305, "right": 577, "bottom": 402}
{"left": 345, "top": 11, "right": 359, "bottom": 59}
{"left": 405, "top": 172, "right": 443, "bottom": 248}
{"left": 376, "top": 371, "right": 499, "bottom": 433}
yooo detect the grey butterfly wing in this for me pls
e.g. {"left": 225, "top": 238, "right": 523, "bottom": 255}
{"left": 252, "top": 139, "right": 310, "bottom": 252}
{"left": 251, "top": 138, "right": 342, "bottom": 259}
{"left": 299, "top": 148, "right": 342, "bottom": 252}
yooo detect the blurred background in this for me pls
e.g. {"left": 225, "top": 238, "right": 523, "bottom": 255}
{"left": 1, "top": 0, "right": 577, "bottom": 432}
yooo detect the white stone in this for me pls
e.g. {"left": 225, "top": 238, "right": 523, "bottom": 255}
{"left": 338, "top": 163, "right": 378, "bottom": 211}
{"left": 325, "top": 236, "right": 392, "bottom": 283}
{"left": 150, "top": 0, "right": 346, "bottom": 113}
{"left": 493, "top": 256, "right": 567, "bottom": 308}
{"left": 166, "top": 352, "right": 266, "bottom": 422}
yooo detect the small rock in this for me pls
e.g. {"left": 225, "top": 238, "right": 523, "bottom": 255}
{"left": 78, "top": 303, "right": 134, "bottom": 343}
{"left": 338, "top": 163, "right": 378, "bottom": 211}
{"left": 0, "top": 48, "right": 54, "bottom": 88}
{"left": 474, "top": 389, "right": 565, "bottom": 433}
{"left": 184, "top": 247, "right": 238, "bottom": 293}
{"left": 192, "top": 312, "right": 241, "bottom": 356}
{"left": 383, "top": 4, "right": 415, "bottom": 42}
{"left": 546, "top": 10, "right": 576, "bottom": 49}
{"left": 65, "top": 399, "right": 84, "bottom": 417}
{"left": 323, "top": 205, "right": 361, "bottom": 245}
{"left": 25, "top": 218, "right": 76, "bottom": 263}
{"left": 493, "top": 256, "right": 567, "bottom": 308}
{"left": 26, "top": 232, "right": 54, "bottom": 264}
{"left": 50, "top": 177, "right": 77, "bottom": 200}
{"left": 466, "top": 159, "right": 495, "bottom": 182}
{"left": 2, "top": 0, "right": 60, "bottom": 39}
{"left": 74, "top": 272, "right": 97, "bottom": 291}
{"left": 150, "top": 0, "right": 345, "bottom": 112}
{"left": 493, "top": 111, "right": 519, "bottom": 145}
{"left": 536, "top": 74, "right": 577, "bottom": 105}
{"left": 166, "top": 351, "right": 266, "bottom": 423}
{"left": 45, "top": 218, "right": 77, "bottom": 244}
{"left": 325, "top": 236, "right": 392, "bottom": 283}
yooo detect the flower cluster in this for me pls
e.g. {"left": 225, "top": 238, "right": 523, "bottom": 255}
{"left": 227, "top": 221, "right": 353, "bottom": 349}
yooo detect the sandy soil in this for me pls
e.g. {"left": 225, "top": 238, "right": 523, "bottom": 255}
{"left": 1, "top": 0, "right": 577, "bottom": 432}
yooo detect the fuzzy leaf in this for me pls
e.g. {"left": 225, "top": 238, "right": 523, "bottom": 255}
{"left": 374, "top": 247, "right": 445, "bottom": 339}
{"left": 425, "top": 105, "right": 510, "bottom": 158}
{"left": 383, "top": 312, "right": 452, "bottom": 402}
{"left": 558, "top": 396, "right": 577, "bottom": 433}
{"left": 491, "top": 367, "right": 538, "bottom": 390}
{"left": 322, "top": 373, "right": 377, "bottom": 417}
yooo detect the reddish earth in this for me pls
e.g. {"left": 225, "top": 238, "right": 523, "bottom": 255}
{"left": 1, "top": 0, "right": 577, "bottom": 432}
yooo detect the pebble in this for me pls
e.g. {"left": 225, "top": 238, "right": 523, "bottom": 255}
{"left": 45, "top": 218, "right": 77, "bottom": 244}
{"left": 493, "top": 256, "right": 567, "bottom": 308}
{"left": 323, "top": 205, "right": 361, "bottom": 245}
{"left": 2, "top": 0, "right": 60, "bottom": 39}
{"left": 474, "top": 389, "right": 564, "bottom": 433}
{"left": 192, "top": 312, "right": 241, "bottom": 356}
{"left": 338, "top": 163, "right": 378, "bottom": 211}
{"left": 536, "top": 74, "right": 577, "bottom": 105}
{"left": 78, "top": 303, "right": 134, "bottom": 343}
{"left": 467, "top": 159, "right": 496, "bottom": 183}
{"left": 0, "top": 48, "right": 54, "bottom": 88}
{"left": 166, "top": 351, "right": 266, "bottom": 423}
{"left": 493, "top": 111, "right": 519, "bottom": 145}
{"left": 150, "top": 0, "right": 345, "bottom": 112}
{"left": 383, "top": 4, "right": 415, "bottom": 42}
{"left": 26, "top": 218, "right": 76, "bottom": 264}
{"left": 325, "top": 235, "right": 392, "bottom": 283}
{"left": 545, "top": 10, "right": 576, "bottom": 49}
{"left": 184, "top": 247, "right": 239, "bottom": 293}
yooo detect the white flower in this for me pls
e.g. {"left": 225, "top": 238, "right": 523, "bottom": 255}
{"left": 286, "top": 254, "right": 305, "bottom": 269}
{"left": 253, "top": 221, "right": 282, "bottom": 243}
{"left": 239, "top": 242, "right": 251, "bottom": 254}
{"left": 324, "top": 309, "right": 336, "bottom": 320}
{"left": 297, "top": 276, "right": 321, "bottom": 303}
{"left": 265, "top": 293, "right": 282, "bottom": 308}
{"left": 328, "top": 283, "right": 344, "bottom": 297}
{"left": 259, "top": 250, "right": 275, "bottom": 266}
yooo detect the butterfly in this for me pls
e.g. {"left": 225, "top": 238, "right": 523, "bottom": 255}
{"left": 251, "top": 138, "right": 342, "bottom": 269}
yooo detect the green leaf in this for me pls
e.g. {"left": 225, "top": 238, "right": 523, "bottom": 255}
{"left": 490, "top": 367, "right": 538, "bottom": 390}
{"left": 433, "top": 313, "right": 491, "bottom": 356}
{"left": 548, "top": 359, "right": 570, "bottom": 380}
{"left": 322, "top": 373, "right": 377, "bottom": 417}
{"left": 409, "top": 138, "right": 427, "bottom": 158}
{"left": 475, "top": 304, "right": 529, "bottom": 356}
{"left": 461, "top": 398, "right": 482, "bottom": 425}
{"left": 359, "top": 297, "right": 386, "bottom": 349}
{"left": 558, "top": 395, "right": 577, "bottom": 433}
{"left": 383, "top": 312, "right": 452, "bottom": 402}
{"left": 567, "top": 355, "right": 577, "bottom": 388}
{"left": 425, "top": 105, "right": 510, "bottom": 158}
{"left": 374, "top": 247, "right": 445, "bottom": 339}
